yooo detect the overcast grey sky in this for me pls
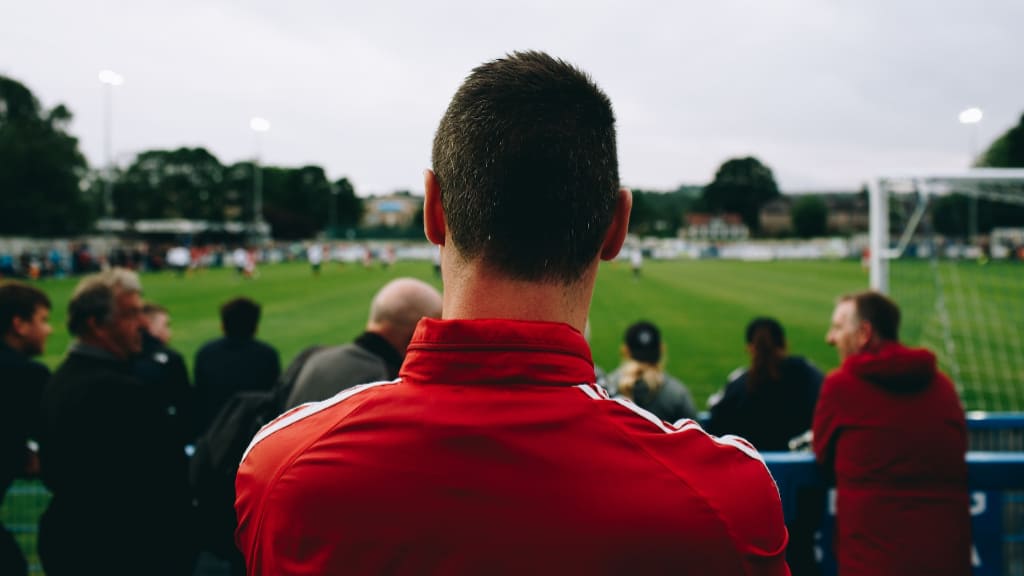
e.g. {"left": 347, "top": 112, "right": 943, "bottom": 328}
{"left": 3, "top": 0, "right": 1022, "bottom": 195}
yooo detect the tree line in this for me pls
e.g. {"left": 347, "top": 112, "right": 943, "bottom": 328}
{"left": 1, "top": 75, "right": 362, "bottom": 240}
{"left": 3, "top": 73, "right": 1023, "bottom": 239}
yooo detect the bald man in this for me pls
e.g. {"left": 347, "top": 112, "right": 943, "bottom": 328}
{"left": 284, "top": 278, "right": 442, "bottom": 408}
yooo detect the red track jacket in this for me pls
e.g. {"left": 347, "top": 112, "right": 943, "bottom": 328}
{"left": 813, "top": 341, "right": 970, "bottom": 575}
{"left": 236, "top": 319, "right": 790, "bottom": 575}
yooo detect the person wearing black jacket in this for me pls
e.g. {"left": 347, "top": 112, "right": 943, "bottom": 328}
{"left": 193, "top": 297, "right": 280, "bottom": 436}
{"left": 39, "top": 269, "right": 194, "bottom": 576}
{"left": 134, "top": 302, "right": 194, "bottom": 449}
{"left": 705, "top": 316, "right": 824, "bottom": 576}
{"left": 706, "top": 317, "right": 823, "bottom": 450}
{"left": 0, "top": 281, "right": 52, "bottom": 576}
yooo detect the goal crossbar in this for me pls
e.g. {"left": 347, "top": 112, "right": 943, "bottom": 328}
{"left": 868, "top": 169, "right": 1024, "bottom": 292}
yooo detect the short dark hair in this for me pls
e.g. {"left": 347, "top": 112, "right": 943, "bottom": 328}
{"left": 221, "top": 297, "right": 261, "bottom": 338}
{"left": 842, "top": 291, "right": 900, "bottom": 341}
{"left": 432, "top": 51, "right": 620, "bottom": 283}
{"left": 142, "top": 302, "right": 167, "bottom": 317}
{"left": 0, "top": 281, "right": 51, "bottom": 334}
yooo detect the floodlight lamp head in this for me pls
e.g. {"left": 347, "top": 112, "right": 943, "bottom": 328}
{"left": 250, "top": 117, "right": 271, "bottom": 132}
{"left": 98, "top": 70, "right": 124, "bottom": 86}
{"left": 959, "top": 107, "right": 983, "bottom": 125}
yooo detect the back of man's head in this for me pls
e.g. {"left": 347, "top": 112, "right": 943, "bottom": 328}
{"left": 68, "top": 268, "right": 142, "bottom": 337}
{"left": 0, "top": 281, "right": 51, "bottom": 337}
{"left": 221, "top": 297, "right": 261, "bottom": 339}
{"left": 843, "top": 291, "right": 901, "bottom": 342}
{"left": 431, "top": 51, "right": 619, "bottom": 284}
{"left": 367, "top": 278, "right": 443, "bottom": 353}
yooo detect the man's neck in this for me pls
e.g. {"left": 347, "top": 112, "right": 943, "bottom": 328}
{"left": 440, "top": 259, "right": 596, "bottom": 332}
{"left": 2, "top": 333, "right": 25, "bottom": 355}
{"left": 76, "top": 335, "right": 127, "bottom": 360}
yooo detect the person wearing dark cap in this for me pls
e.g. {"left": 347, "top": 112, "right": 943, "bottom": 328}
{"left": 605, "top": 320, "right": 698, "bottom": 423}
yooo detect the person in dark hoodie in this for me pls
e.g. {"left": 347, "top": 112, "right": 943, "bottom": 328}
{"left": 814, "top": 291, "right": 970, "bottom": 576}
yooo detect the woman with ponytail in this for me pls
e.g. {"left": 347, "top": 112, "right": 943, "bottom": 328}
{"left": 706, "top": 317, "right": 826, "bottom": 576}
{"left": 605, "top": 321, "right": 698, "bottom": 423}
{"left": 706, "top": 317, "right": 823, "bottom": 451}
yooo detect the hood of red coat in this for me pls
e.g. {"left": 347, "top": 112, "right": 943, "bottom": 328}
{"left": 842, "top": 341, "right": 937, "bottom": 393}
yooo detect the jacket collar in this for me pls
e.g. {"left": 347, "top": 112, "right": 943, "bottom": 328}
{"left": 399, "top": 318, "right": 595, "bottom": 387}
{"left": 69, "top": 341, "right": 124, "bottom": 363}
{"left": 842, "top": 340, "right": 936, "bottom": 393}
{"left": 355, "top": 331, "right": 403, "bottom": 379}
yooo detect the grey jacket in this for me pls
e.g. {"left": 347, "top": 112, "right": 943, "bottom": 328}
{"left": 604, "top": 369, "right": 698, "bottom": 424}
{"left": 285, "top": 333, "right": 400, "bottom": 409}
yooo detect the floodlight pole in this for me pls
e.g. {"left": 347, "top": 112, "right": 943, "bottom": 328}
{"left": 249, "top": 117, "right": 270, "bottom": 231}
{"left": 329, "top": 183, "right": 339, "bottom": 238}
{"left": 959, "top": 107, "right": 984, "bottom": 243}
{"left": 98, "top": 70, "right": 124, "bottom": 219}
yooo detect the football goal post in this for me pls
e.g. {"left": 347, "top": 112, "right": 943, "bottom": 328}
{"left": 868, "top": 169, "right": 1024, "bottom": 411}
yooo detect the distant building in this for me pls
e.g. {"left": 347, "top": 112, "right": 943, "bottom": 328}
{"left": 758, "top": 191, "right": 869, "bottom": 236}
{"left": 683, "top": 213, "right": 749, "bottom": 240}
{"left": 759, "top": 198, "right": 793, "bottom": 235}
{"left": 822, "top": 192, "right": 869, "bottom": 233}
{"left": 363, "top": 193, "right": 421, "bottom": 228}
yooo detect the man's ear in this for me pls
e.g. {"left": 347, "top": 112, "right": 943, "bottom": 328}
{"left": 423, "top": 170, "right": 446, "bottom": 246}
{"left": 85, "top": 316, "right": 104, "bottom": 338}
{"left": 600, "top": 188, "right": 632, "bottom": 261}
{"left": 11, "top": 316, "right": 28, "bottom": 337}
{"left": 858, "top": 320, "right": 876, "bottom": 350}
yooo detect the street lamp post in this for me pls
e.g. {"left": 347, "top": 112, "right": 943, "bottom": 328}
{"left": 329, "top": 183, "right": 339, "bottom": 238}
{"left": 249, "top": 117, "right": 271, "bottom": 229}
{"left": 98, "top": 69, "right": 124, "bottom": 219}
{"left": 959, "top": 107, "right": 983, "bottom": 243}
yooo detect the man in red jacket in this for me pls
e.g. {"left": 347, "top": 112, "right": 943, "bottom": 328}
{"left": 815, "top": 291, "right": 970, "bottom": 575}
{"left": 235, "top": 51, "right": 790, "bottom": 575}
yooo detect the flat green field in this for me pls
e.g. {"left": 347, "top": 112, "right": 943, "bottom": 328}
{"left": 30, "top": 258, "right": 871, "bottom": 410}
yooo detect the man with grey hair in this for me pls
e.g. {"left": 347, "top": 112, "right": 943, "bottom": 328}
{"left": 39, "top": 268, "right": 194, "bottom": 576}
{"left": 285, "top": 277, "right": 442, "bottom": 408}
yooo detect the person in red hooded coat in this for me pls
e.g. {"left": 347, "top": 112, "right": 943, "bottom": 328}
{"left": 814, "top": 291, "right": 970, "bottom": 576}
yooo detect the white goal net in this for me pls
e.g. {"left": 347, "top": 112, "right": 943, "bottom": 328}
{"left": 868, "top": 169, "right": 1024, "bottom": 412}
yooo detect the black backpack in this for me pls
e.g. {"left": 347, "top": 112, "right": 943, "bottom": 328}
{"left": 189, "top": 344, "right": 324, "bottom": 560}
{"left": 189, "top": 391, "right": 281, "bottom": 559}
